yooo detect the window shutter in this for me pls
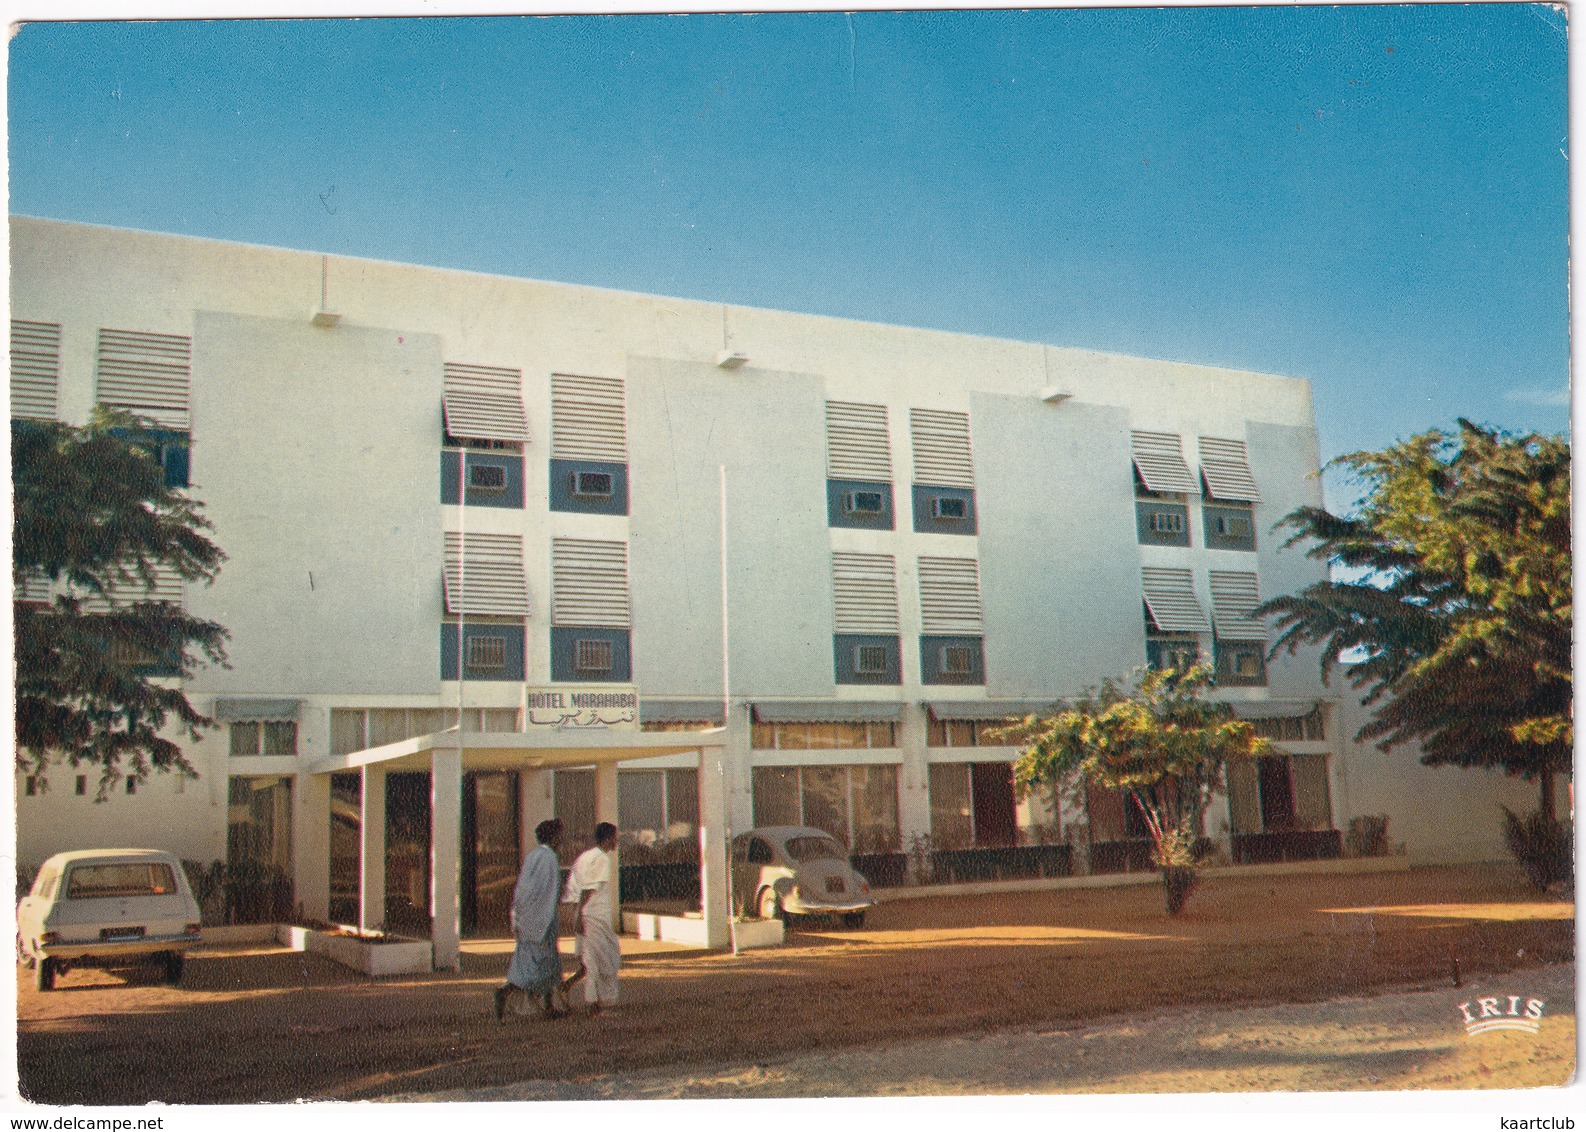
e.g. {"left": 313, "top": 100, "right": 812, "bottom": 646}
{"left": 551, "top": 374, "right": 627, "bottom": 462}
{"left": 1209, "top": 570, "right": 1265, "bottom": 640}
{"left": 917, "top": 556, "right": 984, "bottom": 634}
{"left": 1198, "top": 437, "right": 1262, "bottom": 503}
{"left": 1130, "top": 430, "right": 1196, "bottom": 494}
{"left": 831, "top": 552, "right": 899, "bottom": 634}
{"left": 95, "top": 329, "right": 192, "bottom": 430}
{"left": 443, "top": 532, "right": 531, "bottom": 617}
{"left": 443, "top": 363, "right": 527, "bottom": 444}
{"left": 13, "top": 569, "right": 51, "bottom": 605}
{"left": 10, "top": 320, "right": 61, "bottom": 421}
{"left": 825, "top": 401, "right": 892, "bottom": 481}
{"left": 1141, "top": 567, "right": 1210, "bottom": 633}
{"left": 79, "top": 563, "right": 185, "bottom": 613}
{"left": 551, "top": 538, "right": 631, "bottom": 627}
{"left": 910, "top": 408, "right": 974, "bottom": 488}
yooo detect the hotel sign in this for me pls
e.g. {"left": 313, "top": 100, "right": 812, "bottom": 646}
{"left": 524, "top": 686, "right": 639, "bottom": 730}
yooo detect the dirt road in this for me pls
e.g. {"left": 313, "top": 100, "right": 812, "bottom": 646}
{"left": 388, "top": 960, "right": 1576, "bottom": 1099}
{"left": 15, "top": 864, "right": 1574, "bottom": 1104}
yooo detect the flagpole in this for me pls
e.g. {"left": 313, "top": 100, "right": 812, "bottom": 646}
{"left": 720, "top": 465, "right": 738, "bottom": 957}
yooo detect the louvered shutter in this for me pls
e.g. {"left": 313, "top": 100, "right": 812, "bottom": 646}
{"left": 831, "top": 552, "right": 899, "bottom": 634}
{"left": 13, "top": 569, "right": 51, "bottom": 605}
{"left": 443, "top": 363, "right": 527, "bottom": 444}
{"left": 1131, "top": 430, "right": 1196, "bottom": 495}
{"left": 551, "top": 374, "right": 627, "bottom": 462}
{"left": 1198, "top": 437, "right": 1262, "bottom": 503}
{"left": 551, "top": 538, "right": 631, "bottom": 627}
{"left": 1141, "top": 567, "right": 1210, "bottom": 633}
{"left": 825, "top": 401, "right": 892, "bottom": 481}
{"left": 96, "top": 329, "right": 192, "bottom": 430}
{"left": 80, "top": 563, "right": 185, "bottom": 613}
{"left": 11, "top": 320, "right": 61, "bottom": 421}
{"left": 917, "top": 556, "right": 984, "bottom": 634}
{"left": 1209, "top": 570, "right": 1265, "bottom": 640}
{"left": 444, "top": 533, "right": 531, "bottom": 617}
{"left": 910, "top": 408, "right": 974, "bottom": 488}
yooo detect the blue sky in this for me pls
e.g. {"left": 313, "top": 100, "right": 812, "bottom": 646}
{"left": 7, "top": 7, "right": 1570, "bottom": 485}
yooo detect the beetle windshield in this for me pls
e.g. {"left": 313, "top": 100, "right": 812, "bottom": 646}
{"left": 784, "top": 835, "right": 848, "bottom": 863}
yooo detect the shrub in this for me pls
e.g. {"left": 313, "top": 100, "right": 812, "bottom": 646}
{"left": 1501, "top": 807, "right": 1573, "bottom": 891}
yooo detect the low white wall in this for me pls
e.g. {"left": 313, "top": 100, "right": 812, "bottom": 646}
{"left": 1332, "top": 697, "right": 1542, "bottom": 865}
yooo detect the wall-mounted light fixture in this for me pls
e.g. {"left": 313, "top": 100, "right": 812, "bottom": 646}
{"left": 716, "top": 350, "right": 749, "bottom": 369}
{"left": 1039, "top": 385, "right": 1072, "bottom": 404}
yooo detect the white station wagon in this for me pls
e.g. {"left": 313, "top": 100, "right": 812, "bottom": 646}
{"left": 17, "top": 849, "right": 202, "bottom": 991}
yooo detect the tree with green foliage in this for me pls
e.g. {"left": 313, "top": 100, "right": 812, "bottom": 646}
{"left": 1010, "top": 666, "right": 1272, "bottom": 914}
{"left": 1260, "top": 421, "right": 1571, "bottom": 820}
{"left": 13, "top": 409, "right": 228, "bottom": 796}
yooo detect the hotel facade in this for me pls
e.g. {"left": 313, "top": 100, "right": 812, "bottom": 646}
{"left": 11, "top": 217, "right": 1531, "bottom": 947}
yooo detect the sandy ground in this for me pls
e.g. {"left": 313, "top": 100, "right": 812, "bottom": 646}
{"left": 14, "top": 863, "right": 1575, "bottom": 1104}
{"left": 388, "top": 961, "right": 1577, "bottom": 1099}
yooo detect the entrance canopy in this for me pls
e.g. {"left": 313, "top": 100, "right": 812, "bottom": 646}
{"left": 308, "top": 726, "right": 726, "bottom": 776}
{"left": 308, "top": 727, "right": 731, "bottom": 970}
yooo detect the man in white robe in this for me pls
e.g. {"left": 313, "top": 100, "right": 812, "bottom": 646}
{"left": 495, "top": 818, "right": 567, "bottom": 1020}
{"left": 561, "top": 822, "right": 620, "bottom": 1014}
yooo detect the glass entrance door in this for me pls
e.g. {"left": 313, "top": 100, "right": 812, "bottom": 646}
{"left": 462, "top": 771, "right": 520, "bottom": 936}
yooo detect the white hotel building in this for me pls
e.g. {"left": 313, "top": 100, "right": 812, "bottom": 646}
{"left": 10, "top": 217, "right": 1531, "bottom": 955}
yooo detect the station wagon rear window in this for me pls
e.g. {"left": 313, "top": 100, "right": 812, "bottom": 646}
{"left": 66, "top": 863, "right": 178, "bottom": 899}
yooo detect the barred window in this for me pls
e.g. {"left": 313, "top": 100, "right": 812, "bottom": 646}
{"left": 466, "top": 635, "right": 508, "bottom": 670}
{"left": 574, "top": 638, "right": 614, "bottom": 674}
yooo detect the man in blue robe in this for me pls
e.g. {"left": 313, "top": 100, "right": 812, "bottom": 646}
{"left": 494, "top": 818, "right": 567, "bottom": 1020}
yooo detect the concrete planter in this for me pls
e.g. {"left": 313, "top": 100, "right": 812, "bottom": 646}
{"left": 622, "top": 911, "right": 784, "bottom": 949}
{"left": 276, "top": 924, "right": 434, "bottom": 976}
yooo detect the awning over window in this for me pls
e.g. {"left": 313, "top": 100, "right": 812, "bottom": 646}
{"left": 443, "top": 363, "right": 528, "bottom": 444}
{"left": 551, "top": 538, "right": 630, "bottom": 628}
{"left": 444, "top": 532, "right": 531, "bottom": 617}
{"left": 78, "top": 563, "right": 185, "bottom": 613}
{"left": 1131, "top": 430, "right": 1197, "bottom": 495}
{"left": 95, "top": 328, "right": 192, "bottom": 431}
{"left": 831, "top": 551, "right": 900, "bottom": 634}
{"left": 916, "top": 556, "right": 984, "bottom": 634}
{"left": 13, "top": 569, "right": 50, "bottom": 605}
{"left": 1141, "top": 567, "right": 1210, "bottom": 633}
{"left": 11, "top": 320, "right": 61, "bottom": 422}
{"left": 552, "top": 373, "right": 627, "bottom": 462}
{"left": 640, "top": 700, "right": 727, "bottom": 725}
{"left": 1209, "top": 570, "right": 1266, "bottom": 640}
{"left": 926, "top": 700, "right": 1056, "bottom": 722}
{"left": 910, "top": 408, "right": 974, "bottom": 488}
{"left": 825, "top": 400, "right": 892, "bottom": 481}
{"left": 1230, "top": 700, "right": 1317, "bottom": 720}
{"left": 213, "top": 698, "right": 303, "bottom": 723}
{"left": 752, "top": 701, "right": 904, "bottom": 724}
{"left": 1198, "top": 437, "right": 1262, "bottom": 503}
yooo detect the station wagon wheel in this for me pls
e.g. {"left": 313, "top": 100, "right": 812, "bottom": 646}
{"left": 34, "top": 957, "right": 55, "bottom": 992}
{"left": 757, "top": 888, "right": 784, "bottom": 923}
{"left": 163, "top": 952, "right": 184, "bottom": 985}
{"left": 841, "top": 911, "right": 866, "bottom": 929}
